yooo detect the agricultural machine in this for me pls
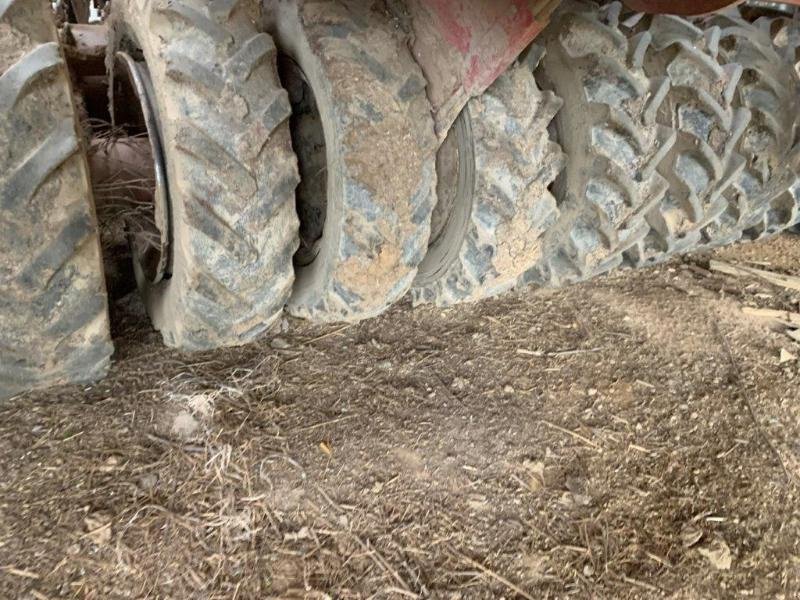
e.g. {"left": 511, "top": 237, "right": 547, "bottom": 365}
{"left": 2, "top": 0, "right": 799, "bottom": 398}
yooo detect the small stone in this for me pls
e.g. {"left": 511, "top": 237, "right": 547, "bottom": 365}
{"left": 171, "top": 410, "right": 199, "bottom": 441}
{"left": 503, "top": 385, "right": 515, "bottom": 394}
{"left": 698, "top": 538, "right": 732, "bottom": 570}
{"left": 97, "top": 455, "right": 121, "bottom": 472}
{"left": 779, "top": 348, "right": 796, "bottom": 364}
{"left": 270, "top": 337, "right": 291, "bottom": 350}
{"left": 572, "top": 493, "right": 592, "bottom": 506}
{"left": 137, "top": 473, "right": 158, "bottom": 492}
{"left": 451, "top": 377, "right": 467, "bottom": 392}
{"left": 84, "top": 513, "right": 112, "bottom": 546}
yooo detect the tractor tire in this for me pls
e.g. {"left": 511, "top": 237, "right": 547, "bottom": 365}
{"left": 109, "top": 0, "right": 300, "bottom": 350}
{"left": 528, "top": 1, "right": 675, "bottom": 287}
{"left": 699, "top": 11, "right": 800, "bottom": 245}
{"left": 265, "top": 0, "right": 437, "bottom": 322}
{"left": 411, "top": 63, "right": 564, "bottom": 306}
{"left": 622, "top": 14, "right": 750, "bottom": 266}
{"left": 1, "top": 0, "right": 112, "bottom": 400}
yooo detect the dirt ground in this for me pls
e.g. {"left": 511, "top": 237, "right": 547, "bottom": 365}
{"left": 1, "top": 235, "right": 799, "bottom": 599}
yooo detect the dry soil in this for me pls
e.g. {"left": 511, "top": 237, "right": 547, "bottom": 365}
{"left": 1, "top": 235, "right": 799, "bottom": 599}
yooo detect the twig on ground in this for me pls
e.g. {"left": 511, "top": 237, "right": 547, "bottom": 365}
{"left": 1, "top": 566, "right": 39, "bottom": 579}
{"left": 455, "top": 553, "right": 534, "bottom": 600}
{"left": 302, "top": 324, "right": 353, "bottom": 346}
{"left": 541, "top": 420, "right": 601, "bottom": 451}
{"left": 296, "top": 414, "right": 357, "bottom": 432}
{"left": 516, "top": 347, "right": 604, "bottom": 358}
{"left": 621, "top": 575, "right": 661, "bottom": 592}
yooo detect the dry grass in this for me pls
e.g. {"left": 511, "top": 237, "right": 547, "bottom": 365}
{"left": 89, "top": 121, "right": 160, "bottom": 252}
{"left": 2, "top": 236, "right": 800, "bottom": 598}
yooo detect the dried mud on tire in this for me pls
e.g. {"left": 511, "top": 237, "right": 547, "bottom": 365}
{"left": 265, "top": 0, "right": 437, "bottom": 323}
{"left": 1, "top": 0, "right": 111, "bottom": 400}
{"left": 412, "top": 63, "right": 564, "bottom": 306}
{"left": 109, "top": 0, "right": 300, "bottom": 350}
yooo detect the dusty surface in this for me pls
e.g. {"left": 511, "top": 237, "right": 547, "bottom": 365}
{"left": 2, "top": 235, "right": 800, "bottom": 599}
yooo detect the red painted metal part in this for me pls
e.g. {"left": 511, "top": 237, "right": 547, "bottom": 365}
{"left": 409, "top": 0, "right": 799, "bottom": 137}
{"left": 407, "top": 0, "right": 557, "bottom": 137}
{"left": 624, "top": 0, "right": 800, "bottom": 16}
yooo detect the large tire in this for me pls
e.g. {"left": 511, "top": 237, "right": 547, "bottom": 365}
{"left": 110, "top": 0, "right": 300, "bottom": 350}
{"left": 700, "top": 11, "right": 800, "bottom": 244}
{"left": 623, "top": 14, "right": 750, "bottom": 266}
{"left": 265, "top": 0, "right": 437, "bottom": 322}
{"left": 411, "top": 63, "right": 564, "bottom": 306}
{"left": 528, "top": 1, "right": 675, "bottom": 287}
{"left": 1, "top": 0, "right": 112, "bottom": 399}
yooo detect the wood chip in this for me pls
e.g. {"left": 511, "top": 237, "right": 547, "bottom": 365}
{"left": 787, "top": 329, "right": 800, "bottom": 343}
{"left": 710, "top": 260, "right": 800, "bottom": 293}
{"left": 698, "top": 538, "right": 732, "bottom": 570}
{"left": 741, "top": 306, "right": 800, "bottom": 328}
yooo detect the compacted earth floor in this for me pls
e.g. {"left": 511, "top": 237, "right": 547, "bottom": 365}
{"left": 1, "top": 235, "right": 799, "bottom": 599}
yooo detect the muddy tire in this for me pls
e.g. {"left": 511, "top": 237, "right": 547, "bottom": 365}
{"left": 699, "top": 11, "right": 800, "bottom": 245}
{"left": 265, "top": 0, "right": 437, "bottom": 322}
{"left": 622, "top": 14, "right": 750, "bottom": 266}
{"left": 411, "top": 64, "right": 563, "bottom": 306}
{"left": 1, "top": 0, "right": 112, "bottom": 399}
{"left": 109, "top": 0, "right": 300, "bottom": 350}
{"left": 528, "top": 1, "right": 675, "bottom": 287}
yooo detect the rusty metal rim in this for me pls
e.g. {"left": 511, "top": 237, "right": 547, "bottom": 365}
{"left": 744, "top": 0, "right": 800, "bottom": 15}
{"left": 624, "top": 0, "right": 800, "bottom": 16}
{"left": 622, "top": 0, "right": 741, "bottom": 16}
{"left": 114, "top": 51, "right": 171, "bottom": 285}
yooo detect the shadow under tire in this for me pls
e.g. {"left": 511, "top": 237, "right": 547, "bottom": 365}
{"left": 110, "top": 0, "right": 300, "bottom": 350}
{"left": 266, "top": 0, "right": 437, "bottom": 323}
{"left": 1, "top": 0, "right": 112, "bottom": 400}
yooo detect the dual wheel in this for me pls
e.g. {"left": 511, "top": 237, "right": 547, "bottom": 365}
{"left": 106, "top": 0, "right": 568, "bottom": 339}
{"left": 2, "top": 0, "right": 800, "bottom": 398}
